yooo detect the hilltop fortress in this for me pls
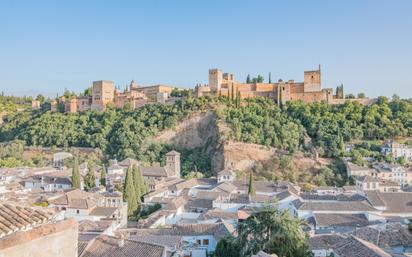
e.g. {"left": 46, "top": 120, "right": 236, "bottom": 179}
{"left": 42, "top": 81, "right": 178, "bottom": 113}
{"left": 31, "top": 66, "right": 373, "bottom": 113}
{"left": 195, "top": 66, "right": 372, "bottom": 105}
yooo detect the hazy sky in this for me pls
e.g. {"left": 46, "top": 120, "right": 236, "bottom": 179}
{"left": 1, "top": 0, "right": 411, "bottom": 98}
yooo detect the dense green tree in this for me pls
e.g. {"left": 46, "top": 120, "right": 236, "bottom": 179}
{"left": 248, "top": 172, "right": 256, "bottom": 197}
{"left": 216, "top": 206, "right": 312, "bottom": 257}
{"left": 123, "top": 166, "right": 138, "bottom": 216}
{"left": 132, "top": 164, "right": 147, "bottom": 200}
{"left": 35, "top": 94, "right": 45, "bottom": 103}
{"left": 231, "top": 83, "right": 235, "bottom": 102}
{"left": 240, "top": 206, "right": 312, "bottom": 257}
{"left": 246, "top": 74, "right": 251, "bottom": 83}
{"left": 84, "top": 162, "right": 96, "bottom": 191}
{"left": 71, "top": 158, "right": 81, "bottom": 189}
{"left": 213, "top": 236, "right": 241, "bottom": 257}
{"left": 224, "top": 98, "right": 304, "bottom": 153}
{"left": 236, "top": 90, "right": 241, "bottom": 108}
{"left": 251, "top": 75, "right": 264, "bottom": 83}
{"left": 398, "top": 156, "right": 407, "bottom": 166}
{"left": 100, "top": 164, "right": 107, "bottom": 186}
{"left": 2, "top": 94, "right": 412, "bottom": 182}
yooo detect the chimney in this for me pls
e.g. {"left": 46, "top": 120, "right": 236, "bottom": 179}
{"left": 118, "top": 236, "right": 125, "bottom": 248}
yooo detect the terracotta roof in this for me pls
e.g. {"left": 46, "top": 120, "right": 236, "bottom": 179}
{"left": 0, "top": 203, "right": 55, "bottom": 238}
{"left": 199, "top": 209, "right": 238, "bottom": 221}
{"left": 118, "top": 158, "right": 140, "bottom": 167}
{"left": 292, "top": 199, "right": 377, "bottom": 212}
{"left": 313, "top": 213, "right": 375, "bottom": 228}
{"left": 168, "top": 178, "right": 199, "bottom": 191}
{"left": 379, "top": 192, "right": 412, "bottom": 214}
{"left": 129, "top": 223, "right": 231, "bottom": 241}
{"left": 141, "top": 167, "right": 168, "bottom": 177}
{"left": 365, "top": 191, "right": 386, "bottom": 207}
{"left": 132, "top": 235, "right": 182, "bottom": 248}
{"left": 353, "top": 224, "right": 412, "bottom": 248}
{"left": 25, "top": 175, "right": 72, "bottom": 186}
{"left": 78, "top": 241, "right": 89, "bottom": 257}
{"left": 78, "top": 220, "right": 112, "bottom": 233}
{"left": 102, "top": 190, "right": 123, "bottom": 198}
{"left": 184, "top": 199, "right": 213, "bottom": 210}
{"left": 89, "top": 207, "right": 118, "bottom": 217}
{"left": 51, "top": 189, "right": 102, "bottom": 210}
{"left": 81, "top": 235, "right": 165, "bottom": 257}
{"left": 163, "top": 197, "right": 186, "bottom": 210}
{"left": 194, "top": 190, "right": 222, "bottom": 200}
{"left": 333, "top": 236, "right": 391, "bottom": 257}
{"left": 212, "top": 182, "right": 237, "bottom": 194}
{"left": 301, "top": 193, "right": 365, "bottom": 201}
{"left": 308, "top": 234, "right": 347, "bottom": 250}
{"left": 357, "top": 175, "right": 380, "bottom": 183}
{"left": 231, "top": 181, "right": 276, "bottom": 193}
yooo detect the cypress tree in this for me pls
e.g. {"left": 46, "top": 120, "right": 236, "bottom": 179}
{"left": 246, "top": 74, "right": 251, "bottom": 83}
{"left": 132, "top": 165, "right": 142, "bottom": 207}
{"left": 100, "top": 164, "right": 106, "bottom": 186}
{"left": 84, "top": 163, "right": 96, "bottom": 191}
{"left": 248, "top": 172, "right": 256, "bottom": 197}
{"left": 71, "top": 158, "right": 81, "bottom": 189}
{"left": 123, "top": 166, "right": 138, "bottom": 216}
{"left": 136, "top": 165, "right": 148, "bottom": 196}
{"left": 236, "top": 90, "right": 241, "bottom": 108}
{"left": 231, "top": 83, "right": 234, "bottom": 103}
{"left": 269, "top": 72, "right": 272, "bottom": 83}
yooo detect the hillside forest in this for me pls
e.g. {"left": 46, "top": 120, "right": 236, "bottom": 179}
{"left": 1, "top": 94, "right": 411, "bottom": 187}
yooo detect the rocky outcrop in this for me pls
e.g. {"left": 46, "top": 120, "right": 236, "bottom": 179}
{"left": 154, "top": 110, "right": 220, "bottom": 150}
{"left": 152, "top": 110, "right": 280, "bottom": 174}
{"left": 217, "top": 141, "right": 277, "bottom": 173}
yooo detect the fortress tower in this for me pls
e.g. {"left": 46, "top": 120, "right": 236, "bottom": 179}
{"left": 209, "top": 69, "right": 223, "bottom": 93}
{"left": 91, "top": 80, "right": 115, "bottom": 111}
{"left": 277, "top": 80, "right": 291, "bottom": 105}
{"left": 165, "top": 150, "right": 181, "bottom": 178}
{"left": 303, "top": 65, "right": 322, "bottom": 93}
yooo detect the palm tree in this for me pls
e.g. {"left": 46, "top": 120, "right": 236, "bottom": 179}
{"left": 236, "top": 206, "right": 312, "bottom": 257}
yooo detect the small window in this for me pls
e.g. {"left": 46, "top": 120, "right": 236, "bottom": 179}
{"left": 76, "top": 210, "right": 80, "bottom": 214}
{"left": 197, "top": 239, "right": 201, "bottom": 245}
{"left": 203, "top": 239, "right": 209, "bottom": 245}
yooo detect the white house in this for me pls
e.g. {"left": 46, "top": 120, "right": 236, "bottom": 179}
{"left": 24, "top": 175, "right": 72, "bottom": 192}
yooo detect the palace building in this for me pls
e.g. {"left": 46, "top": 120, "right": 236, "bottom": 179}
{"left": 195, "top": 66, "right": 371, "bottom": 105}
{"left": 49, "top": 80, "right": 178, "bottom": 113}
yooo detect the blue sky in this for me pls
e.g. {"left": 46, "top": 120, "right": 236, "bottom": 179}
{"left": 1, "top": 0, "right": 411, "bottom": 98}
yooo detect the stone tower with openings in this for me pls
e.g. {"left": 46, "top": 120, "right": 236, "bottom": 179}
{"left": 303, "top": 65, "right": 322, "bottom": 93}
{"left": 165, "top": 150, "right": 181, "bottom": 178}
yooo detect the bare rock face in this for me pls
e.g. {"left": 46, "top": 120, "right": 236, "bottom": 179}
{"left": 154, "top": 110, "right": 220, "bottom": 149}
{"left": 152, "top": 110, "right": 280, "bottom": 174}
{"left": 220, "top": 141, "right": 276, "bottom": 172}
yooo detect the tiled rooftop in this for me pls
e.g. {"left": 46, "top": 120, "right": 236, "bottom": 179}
{"left": 0, "top": 203, "right": 55, "bottom": 238}
{"left": 81, "top": 235, "right": 165, "bottom": 257}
